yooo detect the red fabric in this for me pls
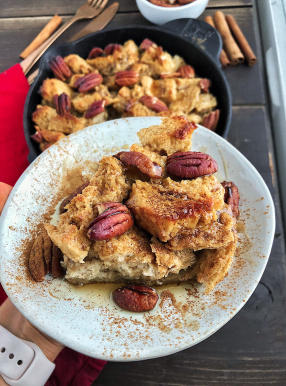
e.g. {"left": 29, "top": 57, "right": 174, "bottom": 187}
{"left": 0, "top": 64, "right": 106, "bottom": 384}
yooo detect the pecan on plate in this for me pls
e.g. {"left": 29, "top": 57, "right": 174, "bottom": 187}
{"left": 166, "top": 151, "right": 218, "bottom": 179}
{"left": 49, "top": 56, "right": 72, "bottom": 81}
{"left": 53, "top": 93, "right": 71, "bottom": 116}
{"left": 113, "top": 285, "right": 159, "bottom": 312}
{"left": 59, "top": 182, "right": 89, "bottom": 214}
{"left": 115, "top": 151, "right": 163, "bottom": 178}
{"left": 139, "top": 95, "right": 169, "bottom": 112}
{"left": 87, "top": 202, "right": 133, "bottom": 241}
{"left": 115, "top": 71, "right": 139, "bottom": 87}
{"left": 221, "top": 181, "right": 240, "bottom": 217}
{"left": 29, "top": 231, "right": 64, "bottom": 282}
{"left": 73, "top": 73, "right": 103, "bottom": 93}
{"left": 51, "top": 245, "right": 64, "bottom": 278}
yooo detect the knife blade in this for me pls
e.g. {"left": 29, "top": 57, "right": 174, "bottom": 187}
{"left": 27, "top": 3, "right": 119, "bottom": 85}
{"left": 69, "top": 2, "right": 119, "bottom": 42}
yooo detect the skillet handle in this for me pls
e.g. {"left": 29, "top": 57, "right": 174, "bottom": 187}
{"left": 162, "top": 18, "right": 222, "bottom": 65}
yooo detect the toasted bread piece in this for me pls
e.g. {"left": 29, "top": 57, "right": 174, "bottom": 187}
{"left": 150, "top": 237, "right": 195, "bottom": 275}
{"left": 140, "top": 46, "right": 183, "bottom": 76}
{"left": 167, "top": 207, "right": 236, "bottom": 251}
{"left": 169, "top": 84, "right": 201, "bottom": 114}
{"left": 35, "top": 126, "right": 66, "bottom": 143}
{"left": 87, "top": 40, "right": 139, "bottom": 76}
{"left": 46, "top": 156, "right": 131, "bottom": 263}
{"left": 32, "top": 105, "right": 58, "bottom": 130}
{"left": 126, "top": 176, "right": 224, "bottom": 243}
{"left": 65, "top": 226, "right": 196, "bottom": 285}
{"left": 190, "top": 234, "right": 238, "bottom": 293}
{"left": 40, "top": 78, "right": 73, "bottom": 103}
{"left": 72, "top": 85, "right": 114, "bottom": 113}
{"left": 195, "top": 94, "right": 217, "bottom": 114}
{"left": 48, "top": 113, "right": 86, "bottom": 134}
{"left": 64, "top": 54, "right": 93, "bottom": 74}
{"left": 137, "top": 115, "right": 197, "bottom": 155}
{"left": 141, "top": 76, "right": 177, "bottom": 103}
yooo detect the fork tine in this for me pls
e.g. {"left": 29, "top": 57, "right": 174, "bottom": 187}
{"left": 90, "top": 0, "right": 102, "bottom": 7}
{"left": 92, "top": 0, "right": 107, "bottom": 9}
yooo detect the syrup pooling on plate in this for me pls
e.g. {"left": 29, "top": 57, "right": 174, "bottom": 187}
{"left": 28, "top": 116, "right": 240, "bottom": 312}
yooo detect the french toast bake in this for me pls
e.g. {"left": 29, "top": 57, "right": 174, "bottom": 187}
{"left": 31, "top": 39, "right": 220, "bottom": 152}
{"left": 30, "top": 116, "right": 239, "bottom": 294}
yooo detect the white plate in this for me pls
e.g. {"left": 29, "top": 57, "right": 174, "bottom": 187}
{"left": 0, "top": 117, "right": 275, "bottom": 361}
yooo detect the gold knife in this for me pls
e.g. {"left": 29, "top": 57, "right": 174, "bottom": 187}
{"left": 27, "top": 2, "right": 119, "bottom": 85}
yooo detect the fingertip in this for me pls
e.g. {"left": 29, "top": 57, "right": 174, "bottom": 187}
{"left": 0, "top": 182, "right": 13, "bottom": 213}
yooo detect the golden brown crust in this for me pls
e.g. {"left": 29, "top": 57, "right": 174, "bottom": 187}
{"left": 126, "top": 176, "right": 224, "bottom": 242}
{"left": 137, "top": 115, "right": 197, "bottom": 155}
{"left": 32, "top": 39, "right": 219, "bottom": 151}
{"left": 37, "top": 115, "right": 237, "bottom": 292}
{"left": 40, "top": 78, "right": 73, "bottom": 103}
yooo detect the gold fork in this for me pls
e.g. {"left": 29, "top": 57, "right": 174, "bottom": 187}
{"left": 20, "top": 0, "right": 108, "bottom": 75}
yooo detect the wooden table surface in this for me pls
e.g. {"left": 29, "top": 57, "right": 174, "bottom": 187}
{"left": 1, "top": 0, "right": 286, "bottom": 385}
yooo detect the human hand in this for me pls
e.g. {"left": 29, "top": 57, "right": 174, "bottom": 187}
{"left": 0, "top": 182, "right": 64, "bottom": 385}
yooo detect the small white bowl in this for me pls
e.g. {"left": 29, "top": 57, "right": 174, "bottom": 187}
{"left": 136, "top": 0, "right": 209, "bottom": 26}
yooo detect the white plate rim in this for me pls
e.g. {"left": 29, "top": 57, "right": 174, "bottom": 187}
{"left": 0, "top": 117, "right": 275, "bottom": 361}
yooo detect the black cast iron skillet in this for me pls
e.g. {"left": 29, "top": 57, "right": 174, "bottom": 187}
{"left": 24, "top": 18, "right": 232, "bottom": 162}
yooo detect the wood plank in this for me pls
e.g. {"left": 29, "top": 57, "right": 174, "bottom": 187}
{"left": 0, "top": 8, "right": 264, "bottom": 106}
{"left": 92, "top": 106, "right": 286, "bottom": 385}
{"left": 1, "top": 0, "right": 252, "bottom": 18}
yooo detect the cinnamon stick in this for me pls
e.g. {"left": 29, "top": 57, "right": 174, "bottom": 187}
{"left": 20, "top": 15, "right": 62, "bottom": 59}
{"left": 204, "top": 16, "right": 231, "bottom": 68}
{"left": 213, "top": 11, "right": 244, "bottom": 66}
{"left": 225, "top": 14, "right": 257, "bottom": 66}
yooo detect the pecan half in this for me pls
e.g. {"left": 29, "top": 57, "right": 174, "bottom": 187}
{"left": 113, "top": 285, "right": 159, "bottom": 312}
{"left": 125, "top": 98, "right": 138, "bottom": 112}
{"left": 88, "top": 47, "right": 104, "bottom": 59}
{"left": 53, "top": 93, "right": 71, "bottom": 116}
{"left": 202, "top": 109, "right": 220, "bottom": 132}
{"left": 179, "top": 65, "right": 195, "bottom": 78}
{"left": 115, "top": 71, "right": 139, "bottom": 87}
{"left": 87, "top": 202, "right": 133, "bottom": 241}
{"left": 29, "top": 231, "right": 64, "bottom": 281}
{"left": 140, "top": 39, "right": 157, "bottom": 50}
{"left": 85, "top": 100, "right": 105, "bottom": 119}
{"left": 29, "top": 234, "right": 47, "bottom": 282}
{"left": 199, "top": 78, "right": 211, "bottom": 93}
{"left": 166, "top": 151, "right": 218, "bottom": 179}
{"left": 49, "top": 56, "right": 72, "bottom": 81}
{"left": 104, "top": 43, "right": 121, "bottom": 55}
{"left": 59, "top": 182, "right": 89, "bottom": 214}
{"left": 139, "top": 95, "right": 169, "bottom": 112}
{"left": 115, "top": 151, "right": 163, "bottom": 178}
{"left": 31, "top": 131, "right": 43, "bottom": 143}
{"left": 73, "top": 73, "right": 103, "bottom": 93}
{"left": 221, "top": 181, "right": 240, "bottom": 217}
{"left": 52, "top": 245, "right": 64, "bottom": 277}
